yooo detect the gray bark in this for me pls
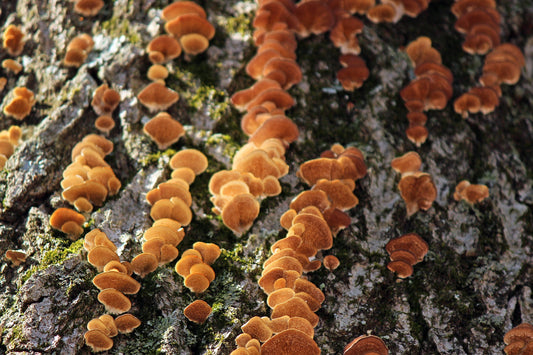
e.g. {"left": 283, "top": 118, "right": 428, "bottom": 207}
{"left": 0, "top": 0, "right": 532, "bottom": 354}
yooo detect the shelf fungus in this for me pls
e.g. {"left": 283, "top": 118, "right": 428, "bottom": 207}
{"left": 143, "top": 112, "right": 185, "bottom": 150}
{"left": 3, "top": 86, "right": 36, "bottom": 120}
{"left": 5, "top": 250, "right": 27, "bottom": 266}
{"left": 183, "top": 300, "right": 212, "bottom": 324}
{"left": 385, "top": 233, "right": 429, "bottom": 278}
{"left": 503, "top": 323, "right": 533, "bottom": 355}
{"left": 2, "top": 59, "right": 22, "bottom": 74}
{"left": 147, "top": 35, "right": 182, "bottom": 64}
{"left": 73, "top": 0, "right": 104, "bottom": 17}
{"left": 344, "top": 334, "right": 389, "bottom": 355}
{"left": 337, "top": 54, "right": 369, "bottom": 91}
{"left": 137, "top": 83, "right": 180, "bottom": 112}
{"left": 49, "top": 207, "right": 86, "bottom": 238}
{"left": 175, "top": 244, "right": 220, "bottom": 293}
{"left": 2, "top": 25, "right": 25, "bottom": 56}
{"left": 91, "top": 84, "right": 121, "bottom": 116}
{"left": 63, "top": 33, "right": 94, "bottom": 68}
{"left": 0, "top": 125, "right": 22, "bottom": 169}
{"left": 453, "top": 180, "right": 489, "bottom": 204}
{"left": 163, "top": 3, "right": 215, "bottom": 56}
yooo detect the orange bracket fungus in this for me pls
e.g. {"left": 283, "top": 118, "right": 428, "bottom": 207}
{"left": 0, "top": 125, "right": 22, "bottom": 169}
{"left": 5, "top": 250, "right": 27, "bottom": 266}
{"left": 49, "top": 207, "right": 86, "bottom": 239}
{"left": 137, "top": 82, "right": 180, "bottom": 112}
{"left": 63, "top": 34, "right": 94, "bottom": 68}
{"left": 73, "top": 0, "right": 105, "bottom": 17}
{"left": 143, "top": 112, "right": 185, "bottom": 150}
{"left": 91, "top": 84, "right": 121, "bottom": 116}
{"left": 3, "top": 25, "right": 25, "bottom": 56}
{"left": 453, "top": 180, "right": 489, "bottom": 204}
{"left": 3, "top": 87, "right": 36, "bottom": 120}
{"left": 183, "top": 300, "right": 212, "bottom": 324}
{"left": 344, "top": 334, "right": 389, "bottom": 355}
{"left": 503, "top": 323, "right": 533, "bottom": 355}
{"left": 385, "top": 233, "right": 429, "bottom": 278}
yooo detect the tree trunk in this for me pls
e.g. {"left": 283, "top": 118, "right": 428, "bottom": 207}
{"left": 1, "top": 0, "right": 532, "bottom": 354}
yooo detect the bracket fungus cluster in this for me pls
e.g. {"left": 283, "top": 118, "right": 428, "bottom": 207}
{"left": 183, "top": 299, "right": 212, "bottom": 324}
{"left": 454, "top": 43, "right": 524, "bottom": 118}
{"left": 49, "top": 207, "right": 86, "bottom": 238}
{"left": 451, "top": 0, "right": 499, "bottom": 55}
{"left": 391, "top": 151, "right": 436, "bottom": 217}
{"left": 385, "top": 232, "right": 428, "bottom": 278}
{"left": 2, "top": 25, "right": 25, "bottom": 56}
{"left": 344, "top": 334, "right": 389, "bottom": 355}
{"left": 503, "top": 323, "right": 533, "bottom": 355}
{"left": 175, "top": 242, "right": 220, "bottom": 294}
{"left": 0, "top": 125, "right": 22, "bottom": 169}
{"left": 367, "top": 0, "right": 430, "bottom": 23}
{"left": 2, "top": 59, "right": 23, "bottom": 74}
{"left": 400, "top": 36, "right": 453, "bottom": 146}
{"left": 5, "top": 250, "right": 27, "bottom": 266}
{"left": 63, "top": 33, "right": 94, "bottom": 68}
{"left": 84, "top": 229, "right": 142, "bottom": 352}
{"left": 61, "top": 134, "right": 121, "bottom": 213}
{"left": 91, "top": 84, "right": 120, "bottom": 134}
{"left": 3, "top": 86, "right": 36, "bottom": 120}
{"left": 72, "top": 0, "right": 104, "bottom": 17}
{"left": 231, "top": 144, "right": 366, "bottom": 354}
{"left": 453, "top": 180, "right": 489, "bottom": 205}
{"left": 162, "top": 1, "right": 215, "bottom": 56}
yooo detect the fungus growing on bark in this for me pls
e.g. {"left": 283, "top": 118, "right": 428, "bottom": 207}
{"left": 344, "top": 334, "right": 389, "bottom": 355}
{"left": 5, "top": 250, "right": 27, "bottom": 266}
{"left": 397, "top": 171, "right": 437, "bottom": 217}
{"left": 261, "top": 329, "right": 320, "bottom": 355}
{"left": 391, "top": 151, "right": 422, "bottom": 175}
{"left": 219, "top": 193, "right": 260, "bottom": 235}
{"left": 64, "top": 34, "right": 94, "bottom": 67}
{"left": 3, "top": 87, "right": 35, "bottom": 120}
{"left": 91, "top": 84, "right": 121, "bottom": 116}
{"left": 131, "top": 253, "right": 159, "bottom": 278}
{"left": 73, "top": 0, "right": 104, "bottom": 17}
{"left": 453, "top": 180, "right": 489, "bottom": 204}
{"left": 114, "top": 314, "right": 141, "bottom": 334}
{"left": 193, "top": 242, "right": 221, "bottom": 265}
{"left": 385, "top": 233, "right": 428, "bottom": 278}
{"left": 137, "top": 83, "right": 179, "bottom": 112}
{"left": 87, "top": 245, "right": 120, "bottom": 272}
{"left": 84, "top": 329, "right": 113, "bottom": 352}
{"left": 294, "top": 0, "right": 335, "bottom": 37}
{"left": 2, "top": 59, "right": 22, "bottom": 74}
{"left": 330, "top": 18, "right": 364, "bottom": 55}
{"left": 323, "top": 255, "right": 340, "bottom": 271}
{"left": 3, "top": 25, "right": 25, "bottom": 56}
{"left": 93, "top": 271, "right": 141, "bottom": 294}
{"left": 337, "top": 54, "right": 369, "bottom": 91}
{"left": 184, "top": 300, "right": 212, "bottom": 324}
{"left": 503, "top": 323, "right": 533, "bottom": 355}
{"left": 49, "top": 207, "right": 86, "bottom": 238}
{"left": 94, "top": 115, "right": 115, "bottom": 134}
{"left": 97, "top": 288, "right": 132, "bottom": 315}
{"left": 169, "top": 149, "right": 208, "bottom": 175}
{"left": 143, "top": 112, "right": 185, "bottom": 150}
{"left": 147, "top": 35, "right": 182, "bottom": 64}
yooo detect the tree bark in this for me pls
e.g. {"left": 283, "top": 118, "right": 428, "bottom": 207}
{"left": 0, "top": 0, "right": 532, "bottom": 354}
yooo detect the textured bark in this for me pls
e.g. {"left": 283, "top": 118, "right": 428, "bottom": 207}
{"left": 0, "top": 0, "right": 532, "bottom": 354}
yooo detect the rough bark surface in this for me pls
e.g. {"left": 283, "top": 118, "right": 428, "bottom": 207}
{"left": 0, "top": 0, "right": 532, "bottom": 354}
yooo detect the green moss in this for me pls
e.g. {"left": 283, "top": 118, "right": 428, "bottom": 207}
{"left": 9, "top": 323, "right": 26, "bottom": 343}
{"left": 100, "top": 17, "right": 140, "bottom": 44}
{"left": 183, "top": 86, "right": 230, "bottom": 120}
{"left": 21, "top": 239, "right": 84, "bottom": 284}
{"left": 140, "top": 148, "right": 177, "bottom": 166}
{"left": 224, "top": 12, "right": 253, "bottom": 36}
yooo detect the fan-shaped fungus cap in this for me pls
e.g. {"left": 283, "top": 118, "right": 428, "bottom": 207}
{"left": 271, "top": 297, "right": 319, "bottom": 327}
{"left": 74, "top": 0, "right": 104, "bottom": 16}
{"left": 84, "top": 329, "right": 113, "bottom": 352}
{"left": 367, "top": 3, "right": 399, "bottom": 23}
{"left": 184, "top": 300, "right": 212, "bottom": 324}
{"left": 3, "top": 96, "right": 32, "bottom": 121}
{"left": 263, "top": 57, "right": 302, "bottom": 90}
{"left": 165, "top": 13, "right": 215, "bottom": 40}
{"left": 184, "top": 272, "right": 211, "bottom": 293}
{"left": 147, "top": 35, "right": 182, "bottom": 64}
{"left": 88, "top": 245, "right": 120, "bottom": 272}
{"left": 97, "top": 288, "right": 132, "bottom": 314}
{"left": 2, "top": 59, "right": 22, "bottom": 74}
{"left": 221, "top": 193, "right": 260, "bottom": 235}
{"left": 267, "top": 288, "right": 296, "bottom": 309}
{"left": 248, "top": 115, "right": 299, "bottom": 148}
{"left": 294, "top": 0, "right": 335, "bottom": 37}
{"left": 242, "top": 316, "right": 273, "bottom": 342}
{"left": 193, "top": 242, "right": 221, "bottom": 265}
{"left": 451, "top": 0, "right": 496, "bottom": 17}
{"left": 387, "top": 259, "right": 414, "bottom": 278}
{"left": 292, "top": 212, "right": 333, "bottom": 256}
{"left": 454, "top": 93, "right": 481, "bottom": 118}
{"left": 5, "top": 250, "right": 27, "bottom": 266}
{"left": 94, "top": 115, "right": 115, "bottom": 134}
{"left": 143, "top": 112, "right": 185, "bottom": 150}
{"left": 115, "top": 314, "right": 141, "bottom": 334}
{"left": 397, "top": 172, "right": 437, "bottom": 217}
{"left": 84, "top": 228, "right": 116, "bottom": 252}
{"left": 131, "top": 253, "right": 159, "bottom": 278}
{"left": 137, "top": 83, "right": 179, "bottom": 112}
{"left": 150, "top": 197, "right": 193, "bottom": 226}
{"left": 385, "top": 233, "right": 428, "bottom": 263}
{"left": 453, "top": 180, "right": 489, "bottom": 204}
{"left": 162, "top": 1, "right": 206, "bottom": 21}
{"left": 261, "top": 329, "right": 320, "bottom": 355}
{"left": 503, "top": 323, "right": 533, "bottom": 345}
{"left": 103, "top": 260, "right": 129, "bottom": 273}
{"left": 391, "top": 151, "right": 422, "bottom": 175}
{"left": 337, "top": 63, "right": 370, "bottom": 91}
{"left": 169, "top": 149, "right": 208, "bottom": 175}
{"left": 93, "top": 271, "right": 141, "bottom": 294}
{"left": 323, "top": 255, "right": 340, "bottom": 271}
{"left": 91, "top": 84, "right": 121, "bottom": 116}
{"left": 3, "top": 25, "right": 25, "bottom": 56}
{"left": 312, "top": 179, "right": 359, "bottom": 210}
{"left": 179, "top": 33, "right": 210, "bottom": 55}
{"left": 344, "top": 334, "right": 389, "bottom": 355}
{"left": 49, "top": 207, "right": 86, "bottom": 237}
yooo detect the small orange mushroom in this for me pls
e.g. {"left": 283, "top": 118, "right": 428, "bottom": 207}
{"left": 453, "top": 180, "right": 489, "bottom": 204}
{"left": 184, "top": 300, "right": 212, "bottom": 324}
{"left": 143, "top": 112, "right": 185, "bottom": 150}
{"left": 137, "top": 83, "right": 180, "bottom": 112}
{"left": 97, "top": 288, "right": 132, "bottom": 315}
{"left": 114, "top": 314, "right": 141, "bottom": 334}
{"left": 74, "top": 0, "right": 104, "bottom": 17}
{"left": 84, "top": 329, "right": 113, "bottom": 352}
{"left": 344, "top": 334, "right": 389, "bottom": 355}
{"left": 5, "top": 250, "right": 27, "bottom": 266}
{"left": 3, "top": 25, "right": 25, "bottom": 56}
{"left": 91, "top": 84, "right": 121, "bottom": 116}
{"left": 397, "top": 171, "right": 437, "bottom": 217}
{"left": 261, "top": 329, "right": 320, "bottom": 355}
